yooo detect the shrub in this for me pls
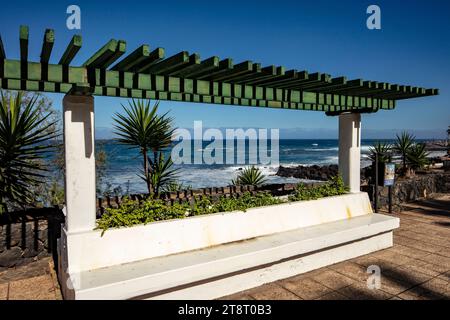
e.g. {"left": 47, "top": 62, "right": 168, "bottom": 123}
{"left": 288, "top": 175, "right": 348, "bottom": 201}
{"left": 232, "top": 166, "right": 267, "bottom": 186}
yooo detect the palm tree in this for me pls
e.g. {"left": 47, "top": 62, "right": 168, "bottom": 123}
{"left": 393, "top": 131, "right": 415, "bottom": 172}
{"left": 407, "top": 143, "right": 430, "bottom": 170}
{"left": 232, "top": 166, "right": 267, "bottom": 186}
{"left": 0, "top": 92, "right": 57, "bottom": 213}
{"left": 368, "top": 141, "right": 392, "bottom": 163}
{"left": 113, "top": 99, "right": 175, "bottom": 194}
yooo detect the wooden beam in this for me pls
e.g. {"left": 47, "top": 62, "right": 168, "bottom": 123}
{"left": 166, "top": 53, "right": 201, "bottom": 76}
{"left": 195, "top": 58, "right": 233, "bottom": 80}
{"left": 305, "top": 76, "right": 347, "bottom": 91}
{"left": 19, "top": 25, "right": 29, "bottom": 61}
{"left": 143, "top": 51, "right": 189, "bottom": 75}
{"left": 171, "top": 56, "right": 219, "bottom": 78}
{"left": 134, "top": 48, "right": 165, "bottom": 73}
{"left": 250, "top": 70, "right": 307, "bottom": 87}
{"left": 206, "top": 60, "right": 254, "bottom": 81}
{"left": 83, "top": 39, "right": 126, "bottom": 68}
{"left": 236, "top": 65, "right": 285, "bottom": 84}
{"left": 0, "top": 36, "right": 5, "bottom": 60}
{"left": 59, "top": 35, "right": 82, "bottom": 65}
{"left": 40, "top": 29, "right": 54, "bottom": 63}
{"left": 110, "top": 44, "right": 150, "bottom": 72}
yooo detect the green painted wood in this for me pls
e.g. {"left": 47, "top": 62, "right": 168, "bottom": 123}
{"left": 166, "top": 53, "right": 200, "bottom": 76}
{"left": 0, "top": 36, "right": 6, "bottom": 60}
{"left": 59, "top": 35, "right": 82, "bottom": 65}
{"left": 172, "top": 56, "right": 219, "bottom": 78}
{"left": 206, "top": 60, "right": 254, "bottom": 81}
{"left": 110, "top": 44, "right": 150, "bottom": 71}
{"left": 135, "top": 48, "right": 165, "bottom": 73}
{"left": 19, "top": 25, "right": 29, "bottom": 61}
{"left": 143, "top": 51, "right": 189, "bottom": 75}
{"left": 40, "top": 29, "right": 54, "bottom": 63}
{"left": 195, "top": 58, "right": 233, "bottom": 80}
{"left": 83, "top": 39, "right": 125, "bottom": 68}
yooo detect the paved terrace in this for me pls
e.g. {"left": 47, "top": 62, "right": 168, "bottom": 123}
{"left": 0, "top": 194, "right": 449, "bottom": 300}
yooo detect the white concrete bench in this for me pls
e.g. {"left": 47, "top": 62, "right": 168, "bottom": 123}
{"left": 67, "top": 213, "right": 398, "bottom": 300}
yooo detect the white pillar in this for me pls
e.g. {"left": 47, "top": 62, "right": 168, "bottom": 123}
{"left": 338, "top": 113, "right": 361, "bottom": 193}
{"left": 63, "top": 94, "right": 96, "bottom": 233}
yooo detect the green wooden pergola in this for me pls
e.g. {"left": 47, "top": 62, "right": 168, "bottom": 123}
{"left": 0, "top": 26, "right": 438, "bottom": 114}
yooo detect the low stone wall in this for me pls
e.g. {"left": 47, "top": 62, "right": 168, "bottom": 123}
{"left": 0, "top": 207, "right": 64, "bottom": 271}
{"left": 362, "top": 172, "right": 450, "bottom": 211}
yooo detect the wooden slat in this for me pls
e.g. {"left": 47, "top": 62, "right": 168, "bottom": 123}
{"left": 305, "top": 76, "right": 347, "bottom": 91}
{"left": 166, "top": 53, "right": 200, "bottom": 76}
{"left": 250, "top": 70, "right": 307, "bottom": 87}
{"left": 237, "top": 65, "right": 285, "bottom": 85}
{"left": 83, "top": 39, "right": 124, "bottom": 68}
{"left": 206, "top": 60, "right": 254, "bottom": 81}
{"left": 195, "top": 58, "right": 233, "bottom": 80}
{"left": 275, "top": 72, "right": 328, "bottom": 89}
{"left": 110, "top": 45, "right": 150, "bottom": 71}
{"left": 102, "top": 40, "right": 126, "bottom": 68}
{"left": 171, "top": 56, "right": 219, "bottom": 78}
{"left": 59, "top": 35, "right": 82, "bottom": 65}
{"left": 19, "top": 25, "right": 29, "bottom": 61}
{"left": 40, "top": 29, "right": 54, "bottom": 63}
{"left": 144, "top": 51, "right": 189, "bottom": 75}
{"left": 134, "top": 48, "right": 165, "bottom": 73}
{"left": 0, "top": 36, "right": 5, "bottom": 59}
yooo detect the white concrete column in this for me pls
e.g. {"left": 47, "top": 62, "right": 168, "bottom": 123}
{"left": 63, "top": 94, "right": 96, "bottom": 233}
{"left": 338, "top": 113, "right": 361, "bottom": 193}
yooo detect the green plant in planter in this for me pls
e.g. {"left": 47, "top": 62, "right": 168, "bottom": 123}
{"left": 232, "top": 166, "right": 267, "bottom": 186}
{"left": 407, "top": 143, "right": 430, "bottom": 170}
{"left": 288, "top": 175, "right": 348, "bottom": 202}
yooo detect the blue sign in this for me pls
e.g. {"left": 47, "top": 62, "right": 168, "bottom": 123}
{"left": 384, "top": 163, "right": 395, "bottom": 186}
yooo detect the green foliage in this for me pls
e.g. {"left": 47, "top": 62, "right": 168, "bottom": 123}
{"left": 96, "top": 177, "right": 349, "bottom": 233}
{"left": 288, "top": 175, "right": 348, "bottom": 202}
{"left": 142, "top": 152, "right": 178, "bottom": 196}
{"left": 407, "top": 143, "right": 430, "bottom": 170}
{"left": 394, "top": 131, "right": 415, "bottom": 171}
{"left": 368, "top": 141, "right": 392, "bottom": 163}
{"left": 0, "top": 92, "right": 57, "bottom": 213}
{"left": 112, "top": 99, "right": 175, "bottom": 194}
{"left": 96, "top": 192, "right": 283, "bottom": 234}
{"left": 161, "top": 181, "right": 192, "bottom": 193}
{"left": 232, "top": 166, "right": 267, "bottom": 186}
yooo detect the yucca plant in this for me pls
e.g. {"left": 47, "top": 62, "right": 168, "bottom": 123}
{"left": 394, "top": 131, "right": 415, "bottom": 172}
{"left": 141, "top": 152, "right": 178, "bottom": 196}
{"left": 407, "top": 143, "right": 430, "bottom": 170}
{"left": 0, "top": 92, "right": 57, "bottom": 213}
{"left": 113, "top": 99, "right": 175, "bottom": 194}
{"left": 232, "top": 166, "right": 267, "bottom": 186}
{"left": 368, "top": 141, "right": 392, "bottom": 163}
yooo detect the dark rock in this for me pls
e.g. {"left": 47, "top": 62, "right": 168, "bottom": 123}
{"left": 276, "top": 165, "right": 339, "bottom": 181}
{"left": 0, "top": 247, "right": 23, "bottom": 267}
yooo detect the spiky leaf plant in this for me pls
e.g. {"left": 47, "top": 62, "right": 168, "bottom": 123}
{"left": 232, "top": 166, "right": 267, "bottom": 186}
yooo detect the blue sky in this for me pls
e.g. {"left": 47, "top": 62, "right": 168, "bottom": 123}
{"left": 0, "top": 0, "right": 449, "bottom": 138}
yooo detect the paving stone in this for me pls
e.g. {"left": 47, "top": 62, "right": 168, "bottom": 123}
{"left": 247, "top": 283, "right": 300, "bottom": 300}
{"left": 0, "top": 283, "right": 8, "bottom": 300}
{"left": 310, "top": 269, "right": 355, "bottom": 290}
{"left": 378, "top": 276, "right": 415, "bottom": 295}
{"left": 8, "top": 275, "right": 56, "bottom": 300}
{"left": 387, "top": 244, "right": 431, "bottom": 260}
{"left": 279, "top": 277, "right": 332, "bottom": 300}
{"left": 372, "top": 250, "right": 415, "bottom": 266}
{"left": 315, "top": 291, "right": 349, "bottom": 300}
{"left": 339, "top": 283, "right": 392, "bottom": 300}
{"left": 328, "top": 262, "right": 368, "bottom": 282}
{"left": 219, "top": 293, "right": 254, "bottom": 300}
{"left": 419, "top": 254, "right": 450, "bottom": 271}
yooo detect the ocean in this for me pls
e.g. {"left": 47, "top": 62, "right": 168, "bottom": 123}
{"left": 99, "top": 139, "right": 398, "bottom": 194}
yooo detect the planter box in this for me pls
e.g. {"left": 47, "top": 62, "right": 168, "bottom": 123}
{"left": 61, "top": 192, "right": 373, "bottom": 273}
{"left": 58, "top": 192, "right": 399, "bottom": 299}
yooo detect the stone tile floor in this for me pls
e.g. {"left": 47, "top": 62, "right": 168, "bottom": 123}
{"left": 220, "top": 194, "right": 450, "bottom": 300}
{"left": 0, "top": 257, "right": 62, "bottom": 300}
{"left": 0, "top": 194, "right": 449, "bottom": 300}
